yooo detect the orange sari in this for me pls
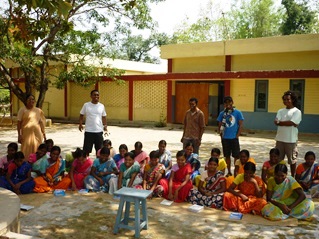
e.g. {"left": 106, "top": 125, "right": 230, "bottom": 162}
{"left": 223, "top": 174, "right": 267, "bottom": 214}
{"left": 33, "top": 158, "right": 71, "bottom": 193}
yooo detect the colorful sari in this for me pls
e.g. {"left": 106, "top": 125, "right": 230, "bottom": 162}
{"left": 108, "top": 161, "right": 142, "bottom": 195}
{"left": 159, "top": 163, "right": 193, "bottom": 203}
{"left": 17, "top": 107, "right": 46, "bottom": 160}
{"left": 262, "top": 176, "right": 315, "bottom": 220}
{"left": 296, "top": 163, "right": 319, "bottom": 190}
{"left": 84, "top": 158, "right": 117, "bottom": 191}
{"left": 0, "top": 161, "right": 35, "bottom": 194}
{"left": 132, "top": 150, "right": 149, "bottom": 173}
{"left": 223, "top": 174, "right": 267, "bottom": 214}
{"left": 113, "top": 154, "right": 125, "bottom": 169}
{"left": 157, "top": 149, "right": 172, "bottom": 178}
{"left": 141, "top": 163, "right": 165, "bottom": 196}
{"left": 188, "top": 170, "right": 225, "bottom": 209}
{"left": 33, "top": 158, "right": 71, "bottom": 193}
{"left": 0, "top": 155, "right": 13, "bottom": 176}
{"left": 226, "top": 158, "right": 256, "bottom": 188}
{"left": 71, "top": 157, "right": 93, "bottom": 189}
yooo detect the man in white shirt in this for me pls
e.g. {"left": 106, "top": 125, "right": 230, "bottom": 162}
{"left": 274, "top": 90, "right": 302, "bottom": 177}
{"left": 79, "top": 90, "right": 107, "bottom": 156}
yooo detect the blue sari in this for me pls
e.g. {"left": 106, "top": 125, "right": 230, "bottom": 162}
{"left": 0, "top": 162, "right": 35, "bottom": 194}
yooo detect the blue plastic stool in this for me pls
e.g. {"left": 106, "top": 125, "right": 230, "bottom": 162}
{"left": 113, "top": 187, "right": 152, "bottom": 238}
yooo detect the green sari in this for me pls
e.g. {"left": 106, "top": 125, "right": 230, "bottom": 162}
{"left": 262, "top": 176, "right": 314, "bottom": 220}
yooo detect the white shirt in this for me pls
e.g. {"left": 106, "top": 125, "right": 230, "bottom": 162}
{"left": 275, "top": 107, "right": 301, "bottom": 143}
{"left": 80, "top": 102, "right": 107, "bottom": 132}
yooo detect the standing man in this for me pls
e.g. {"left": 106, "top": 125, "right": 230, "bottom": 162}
{"left": 274, "top": 90, "right": 301, "bottom": 177}
{"left": 79, "top": 90, "right": 108, "bottom": 156}
{"left": 181, "top": 97, "right": 206, "bottom": 154}
{"left": 217, "top": 96, "right": 244, "bottom": 176}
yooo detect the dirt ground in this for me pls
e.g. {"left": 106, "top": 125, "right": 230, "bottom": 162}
{"left": 1, "top": 123, "right": 319, "bottom": 239}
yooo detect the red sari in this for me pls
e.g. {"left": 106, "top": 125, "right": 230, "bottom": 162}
{"left": 72, "top": 157, "right": 93, "bottom": 189}
{"left": 159, "top": 163, "right": 193, "bottom": 202}
{"left": 223, "top": 174, "right": 267, "bottom": 214}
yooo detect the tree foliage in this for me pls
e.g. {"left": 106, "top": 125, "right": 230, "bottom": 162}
{"left": 0, "top": 0, "right": 163, "bottom": 107}
{"left": 281, "top": 0, "right": 317, "bottom": 35}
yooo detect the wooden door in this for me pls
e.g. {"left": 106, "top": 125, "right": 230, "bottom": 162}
{"left": 175, "top": 83, "right": 209, "bottom": 124}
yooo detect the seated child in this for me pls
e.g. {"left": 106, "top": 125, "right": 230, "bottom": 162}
{"left": 113, "top": 144, "right": 128, "bottom": 169}
{"left": 262, "top": 148, "right": 286, "bottom": 184}
{"left": 0, "top": 142, "right": 18, "bottom": 176}
{"left": 295, "top": 151, "right": 319, "bottom": 197}
{"left": 84, "top": 147, "right": 118, "bottom": 192}
{"left": 69, "top": 148, "right": 93, "bottom": 190}
{"left": 156, "top": 140, "right": 172, "bottom": 178}
{"left": 108, "top": 152, "right": 142, "bottom": 195}
{"left": 45, "top": 139, "right": 54, "bottom": 155}
{"left": 97, "top": 139, "right": 117, "bottom": 158}
{"left": 0, "top": 151, "right": 35, "bottom": 194}
{"left": 140, "top": 150, "right": 165, "bottom": 198}
{"left": 159, "top": 150, "right": 193, "bottom": 202}
{"left": 33, "top": 146, "right": 71, "bottom": 193}
{"left": 189, "top": 157, "right": 226, "bottom": 209}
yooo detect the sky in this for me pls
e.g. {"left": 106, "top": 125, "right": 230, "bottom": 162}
{"left": 150, "top": 0, "right": 231, "bottom": 35}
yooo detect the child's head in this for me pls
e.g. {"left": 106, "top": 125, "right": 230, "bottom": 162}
{"left": 124, "top": 152, "right": 135, "bottom": 167}
{"left": 37, "top": 144, "right": 47, "bottom": 159}
{"left": 133, "top": 141, "right": 143, "bottom": 155}
{"left": 269, "top": 148, "right": 280, "bottom": 165}
{"left": 99, "top": 147, "right": 110, "bottom": 162}
{"left": 158, "top": 140, "right": 167, "bottom": 154}
{"left": 211, "top": 148, "right": 221, "bottom": 158}
{"left": 243, "top": 162, "right": 256, "bottom": 180}
{"left": 207, "top": 157, "right": 219, "bottom": 171}
{"left": 274, "top": 164, "right": 288, "bottom": 184}
{"left": 50, "top": 146, "right": 61, "bottom": 162}
{"left": 118, "top": 144, "right": 128, "bottom": 157}
{"left": 149, "top": 150, "right": 159, "bottom": 167}
{"left": 304, "top": 151, "right": 316, "bottom": 167}
{"left": 184, "top": 142, "right": 194, "bottom": 156}
{"left": 45, "top": 139, "right": 54, "bottom": 152}
{"left": 73, "top": 148, "right": 87, "bottom": 162}
{"left": 14, "top": 151, "right": 25, "bottom": 167}
{"left": 239, "top": 149, "right": 250, "bottom": 164}
{"left": 102, "top": 139, "right": 112, "bottom": 148}
{"left": 7, "top": 142, "right": 18, "bottom": 158}
{"left": 176, "top": 150, "right": 186, "bottom": 167}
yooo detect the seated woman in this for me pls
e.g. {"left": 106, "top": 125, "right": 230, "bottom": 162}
{"left": 226, "top": 149, "right": 256, "bottom": 188}
{"left": 159, "top": 150, "right": 193, "bottom": 202}
{"left": 295, "top": 151, "right": 319, "bottom": 198}
{"left": 141, "top": 150, "right": 165, "bottom": 198}
{"left": 108, "top": 152, "right": 142, "bottom": 195}
{"left": 189, "top": 157, "right": 226, "bottom": 209}
{"left": 262, "top": 164, "right": 314, "bottom": 220}
{"left": 0, "top": 151, "right": 34, "bottom": 194}
{"left": 29, "top": 143, "right": 48, "bottom": 178}
{"left": 194, "top": 148, "right": 227, "bottom": 187}
{"left": 156, "top": 140, "right": 172, "bottom": 178}
{"left": 84, "top": 147, "right": 118, "bottom": 192}
{"left": 112, "top": 144, "right": 128, "bottom": 169}
{"left": 69, "top": 148, "right": 93, "bottom": 190}
{"left": 184, "top": 142, "right": 201, "bottom": 181}
{"left": 262, "top": 148, "right": 286, "bottom": 184}
{"left": 33, "top": 146, "right": 71, "bottom": 193}
{"left": 131, "top": 141, "right": 149, "bottom": 174}
{"left": 96, "top": 139, "right": 117, "bottom": 158}
{"left": 223, "top": 162, "right": 267, "bottom": 215}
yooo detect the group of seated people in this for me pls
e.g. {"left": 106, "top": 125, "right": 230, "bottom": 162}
{"left": 0, "top": 139, "right": 317, "bottom": 221}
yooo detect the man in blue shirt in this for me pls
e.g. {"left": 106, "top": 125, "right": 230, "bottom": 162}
{"left": 217, "top": 96, "right": 244, "bottom": 176}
